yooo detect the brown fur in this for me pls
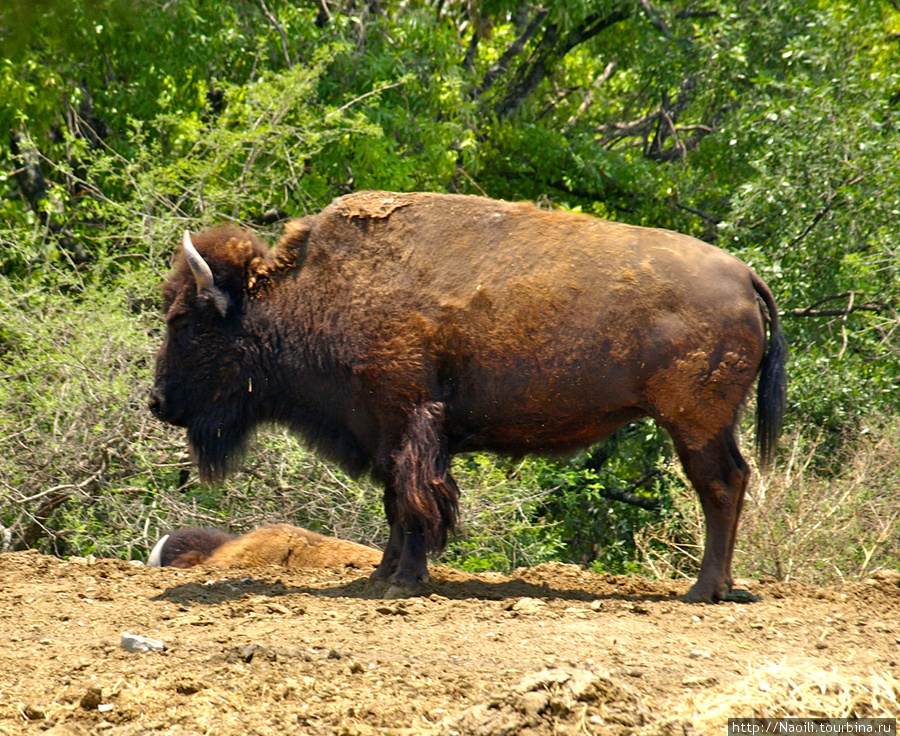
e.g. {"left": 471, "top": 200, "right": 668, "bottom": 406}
{"left": 150, "top": 191, "right": 786, "bottom": 602}
{"left": 204, "top": 524, "right": 382, "bottom": 570}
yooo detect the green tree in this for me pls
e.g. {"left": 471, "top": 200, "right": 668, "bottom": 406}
{"left": 1, "top": 0, "right": 898, "bottom": 569}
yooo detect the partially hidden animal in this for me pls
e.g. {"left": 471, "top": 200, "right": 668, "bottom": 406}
{"left": 147, "top": 527, "right": 236, "bottom": 568}
{"left": 148, "top": 524, "right": 381, "bottom": 570}
{"left": 149, "top": 190, "right": 786, "bottom": 602}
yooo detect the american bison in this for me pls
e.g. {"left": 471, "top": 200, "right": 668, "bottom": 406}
{"left": 148, "top": 524, "right": 382, "bottom": 570}
{"left": 147, "top": 527, "right": 236, "bottom": 568}
{"left": 149, "top": 191, "right": 786, "bottom": 602}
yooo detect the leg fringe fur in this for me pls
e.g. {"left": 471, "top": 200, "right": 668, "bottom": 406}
{"left": 392, "top": 402, "right": 459, "bottom": 553}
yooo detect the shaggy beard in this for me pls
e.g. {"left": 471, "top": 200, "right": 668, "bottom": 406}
{"left": 187, "top": 417, "right": 252, "bottom": 483}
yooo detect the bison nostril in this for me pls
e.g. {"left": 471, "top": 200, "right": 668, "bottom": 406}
{"left": 148, "top": 388, "right": 164, "bottom": 417}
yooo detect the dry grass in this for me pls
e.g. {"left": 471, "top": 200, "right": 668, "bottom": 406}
{"left": 634, "top": 419, "right": 900, "bottom": 586}
{"left": 682, "top": 662, "right": 900, "bottom": 733}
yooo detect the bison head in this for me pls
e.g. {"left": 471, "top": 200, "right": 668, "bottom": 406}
{"left": 149, "top": 228, "right": 268, "bottom": 482}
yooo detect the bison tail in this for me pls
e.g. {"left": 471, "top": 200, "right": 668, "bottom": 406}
{"left": 392, "top": 402, "right": 460, "bottom": 553}
{"left": 753, "top": 273, "right": 788, "bottom": 468}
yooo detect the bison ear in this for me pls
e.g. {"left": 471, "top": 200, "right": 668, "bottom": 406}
{"left": 199, "top": 286, "right": 230, "bottom": 319}
{"left": 183, "top": 230, "right": 231, "bottom": 318}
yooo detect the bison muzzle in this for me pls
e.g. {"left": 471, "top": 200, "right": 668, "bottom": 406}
{"left": 150, "top": 190, "right": 787, "bottom": 603}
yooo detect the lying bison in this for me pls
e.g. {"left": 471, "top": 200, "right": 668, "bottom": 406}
{"left": 149, "top": 191, "right": 786, "bottom": 602}
{"left": 147, "top": 527, "right": 236, "bottom": 568}
{"left": 148, "top": 524, "right": 382, "bottom": 570}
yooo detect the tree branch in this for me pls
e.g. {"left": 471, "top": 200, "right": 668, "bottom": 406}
{"left": 597, "top": 109, "right": 659, "bottom": 145}
{"left": 645, "top": 75, "right": 697, "bottom": 160}
{"left": 563, "top": 59, "right": 617, "bottom": 132}
{"left": 472, "top": 8, "right": 548, "bottom": 98}
{"left": 675, "top": 9, "right": 720, "bottom": 19}
{"left": 787, "top": 291, "right": 891, "bottom": 318}
{"left": 596, "top": 468, "right": 663, "bottom": 510}
{"left": 673, "top": 200, "right": 722, "bottom": 224}
{"left": 640, "top": 0, "right": 672, "bottom": 40}
{"left": 492, "top": 7, "right": 629, "bottom": 119}
{"left": 462, "top": 29, "right": 480, "bottom": 72}
{"left": 596, "top": 483, "right": 661, "bottom": 510}
{"left": 256, "top": 0, "right": 292, "bottom": 68}
{"left": 9, "top": 131, "right": 48, "bottom": 216}
{"left": 786, "top": 197, "right": 833, "bottom": 250}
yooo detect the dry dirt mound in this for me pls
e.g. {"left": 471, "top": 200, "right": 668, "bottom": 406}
{"left": 1, "top": 551, "right": 899, "bottom": 736}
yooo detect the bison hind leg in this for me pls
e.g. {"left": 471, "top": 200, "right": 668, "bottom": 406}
{"left": 376, "top": 401, "right": 459, "bottom": 588}
{"left": 670, "top": 426, "right": 751, "bottom": 604}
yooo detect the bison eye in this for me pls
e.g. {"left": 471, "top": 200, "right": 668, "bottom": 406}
{"left": 167, "top": 314, "right": 188, "bottom": 331}
{"left": 165, "top": 314, "right": 194, "bottom": 346}
{"left": 173, "top": 324, "right": 193, "bottom": 350}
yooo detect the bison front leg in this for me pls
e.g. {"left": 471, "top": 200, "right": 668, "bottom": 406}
{"left": 672, "top": 428, "right": 751, "bottom": 604}
{"left": 376, "top": 402, "right": 459, "bottom": 589}
{"left": 370, "top": 483, "right": 422, "bottom": 582}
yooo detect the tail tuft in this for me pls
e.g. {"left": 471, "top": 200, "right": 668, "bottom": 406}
{"left": 753, "top": 274, "right": 787, "bottom": 468}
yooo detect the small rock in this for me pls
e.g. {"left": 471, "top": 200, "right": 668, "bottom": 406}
{"left": 226, "top": 644, "right": 258, "bottom": 663}
{"left": 511, "top": 597, "right": 547, "bottom": 615}
{"left": 375, "top": 605, "right": 407, "bottom": 616}
{"left": 689, "top": 650, "right": 712, "bottom": 660}
{"left": 120, "top": 632, "right": 166, "bottom": 653}
{"left": 518, "top": 691, "right": 550, "bottom": 717}
{"left": 265, "top": 602, "right": 292, "bottom": 615}
{"left": 174, "top": 676, "right": 205, "bottom": 695}
{"left": 80, "top": 686, "right": 103, "bottom": 710}
{"left": 871, "top": 569, "right": 900, "bottom": 585}
{"left": 516, "top": 668, "right": 571, "bottom": 693}
{"left": 815, "top": 641, "right": 829, "bottom": 650}
{"left": 43, "top": 724, "right": 90, "bottom": 736}
{"left": 22, "top": 704, "right": 45, "bottom": 720}
{"left": 682, "top": 675, "right": 717, "bottom": 688}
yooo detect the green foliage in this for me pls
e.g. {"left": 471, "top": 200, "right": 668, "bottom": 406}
{"left": 442, "top": 455, "right": 565, "bottom": 573}
{"left": 0, "top": 274, "right": 163, "bottom": 557}
{"left": 1, "top": 0, "right": 899, "bottom": 578}
{"left": 533, "top": 421, "right": 687, "bottom": 575}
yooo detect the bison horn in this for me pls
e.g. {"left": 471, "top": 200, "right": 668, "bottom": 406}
{"left": 182, "top": 230, "right": 215, "bottom": 293}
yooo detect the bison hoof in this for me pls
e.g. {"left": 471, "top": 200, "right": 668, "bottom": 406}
{"left": 722, "top": 588, "right": 761, "bottom": 604}
{"left": 389, "top": 568, "right": 430, "bottom": 589}
{"left": 683, "top": 580, "right": 724, "bottom": 604}
{"left": 684, "top": 581, "right": 760, "bottom": 604}
{"left": 384, "top": 584, "right": 416, "bottom": 600}
{"left": 370, "top": 565, "right": 396, "bottom": 582}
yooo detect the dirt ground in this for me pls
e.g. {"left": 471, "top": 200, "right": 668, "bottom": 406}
{"left": 1, "top": 550, "right": 899, "bottom": 736}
